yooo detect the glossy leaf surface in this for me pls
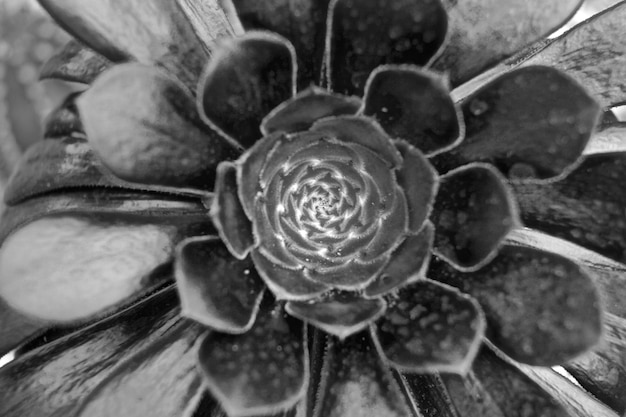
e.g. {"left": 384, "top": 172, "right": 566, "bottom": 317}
{"left": 198, "top": 297, "right": 307, "bottom": 417}
{"left": 433, "top": 0, "right": 582, "bottom": 85}
{"left": 175, "top": 236, "right": 264, "bottom": 333}
{"left": 363, "top": 66, "right": 462, "bottom": 155}
{"left": 327, "top": 0, "right": 447, "bottom": 96}
{"left": 429, "top": 245, "right": 602, "bottom": 365}
{"left": 40, "top": 40, "right": 111, "bottom": 84}
{"left": 198, "top": 32, "right": 295, "bottom": 148}
{"left": 431, "top": 163, "right": 518, "bottom": 270}
{"left": 229, "top": 0, "right": 331, "bottom": 89}
{"left": 512, "top": 152, "right": 626, "bottom": 264}
{"left": 435, "top": 66, "right": 601, "bottom": 181}
{"left": 79, "top": 63, "right": 240, "bottom": 189}
{"left": 313, "top": 333, "right": 412, "bottom": 417}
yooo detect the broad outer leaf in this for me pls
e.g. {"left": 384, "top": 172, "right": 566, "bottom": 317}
{"left": 40, "top": 40, "right": 111, "bottom": 84}
{"left": 175, "top": 236, "right": 264, "bottom": 333}
{"left": 435, "top": 66, "right": 601, "bottom": 181}
{"left": 521, "top": 2, "right": 626, "bottom": 108}
{"left": 433, "top": 0, "right": 582, "bottom": 86}
{"left": 512, "top": 152, "right": 626, "bottom": 264}
{"left": 198, "top": 32, "right": 296, "bottom": 148}
{"left": 313, "top": 333, "right": 412, "bottom": 417}
{"left": 429, "top": 245, "right": 602, "bottom": 366}
{"left": 373, "top": 279, "right": 484, "bottom": 373}
{"left": 432, "top": 347, "right": 571, "bottom": 417}
{"left": 198, "top": 297, "right": 308, "bottom": 417}
{"left": 38, "top": 0, "right": 233, "bottom": 90}
{"left": 75, "top": 317, "right": 205, "bottom": 417}
{"left": 79, "top": 63, "right": 240, "bottom": 190}
{"left": 431, "top": 163, "right": 519, "bottom": 270}
{"left": 327, "top": 0, "right": 447, "bottom": 96}
{"left": 229, "top": 0, "right": 331, "bottom": 89}
{"left": 0, "top": 288, "right": 186, "bottom": 417}
{"left": 0, "top": 194, "right": 209, "bottom": 322}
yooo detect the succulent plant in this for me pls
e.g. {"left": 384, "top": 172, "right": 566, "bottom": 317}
{"left": 0, "top": 1, "right": 625, "bottom": 416}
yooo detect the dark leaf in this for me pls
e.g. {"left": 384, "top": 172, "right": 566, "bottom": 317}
{"left": 313, "top": 332, "right": 412, "bottom": 417}
{"left": 363, "top": 66, "right": 462, "bottom": 155}
{"left": 512, "top": 152, "right": 626, "bottom": 264}
{"left": 426, "top": 347, "right": 571, "bottom": 417}
{"left": 310, "top": 116, "right": 402, "bottom": 168}
{"left": 364, "top": 222, "right": 434, "bottom": 298}
{"left": 429, "top": 245, "right": 602, "bottom": 366}
{"left": 435, "top": 66, "right": 601, "bottom": 181}
{"left": 175, "top": 235, "right": 265, "bottom": 333}
{"left": 261, "top": 87, "right": 361, "bottom": 135}
{"left": 286, "top": 292, "right": 386, "bottom": 339}
{"left": 251, "top": 249, "right": 329, "bottom": 301}
{"left": 0, "top": 287, "right": 186, "bottom": 417}
{"left": 40, "top": 40, "right": 111, "bottom": 84}
{"left": 431, "top": 163, "right": 519, "bottom": 270}
{"left": 211, "top": 162, "right": 255, "bottom": 259}
{"left": 229, "top": 0, "right": 331, "bottom": 89}
{"left": 38, "top": 0, "right": 233, "bottom": 90}
{"left": 42, "top": 92, "right": 84, "bottom": 139}
{"left": 394, "top": 141, "right": 439, "bottom": 233}
{"left": 433, "top": 0, "right": 582, "bottom": 86}
{"left": 78, "top": 63, "right": 240, "bottom": 190}
{"left": 198, "top": 297, "right": 307, "bottom": 417}
{"left": 327, "top": 0, "right": 447, "bottom": 96}
{"left": 198, "top": 32, "right": 296, "bottom": 148}
{"left": 373, "top": 279, "right": 484, "bottom": 373}
{"left": 75, "top": 318, "right": 205, "bottom": 417}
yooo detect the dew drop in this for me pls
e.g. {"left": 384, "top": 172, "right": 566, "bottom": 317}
{"left": 468, "top": 99, "right": 489, "bottom": 116}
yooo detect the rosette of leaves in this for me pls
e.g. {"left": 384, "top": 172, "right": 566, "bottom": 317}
{"left": 0, "top": 1, "right": 625, "bottom": 417}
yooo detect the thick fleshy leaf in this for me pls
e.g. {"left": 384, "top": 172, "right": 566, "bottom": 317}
{"left": 566, "top": 313, "right": 626, "bottom": 414}
{"left": 313, "top": 333, "right": 412, "bottom": 417}
{"left": 433, "top": 0, "right": 582, "bottom": 86}
{"left": 305, "top": 256, "right": 390, "bottom": 289}
{"left": 327, "top": 0, "right": 447, "bottom": 96}
{"left": 286, "top": 293, "right": 386, "bottom": 339}
{"left": 585, "top": 122, "right": 626, "bottom": 155}
{"left": 364, "top": 222, "right": 434, "bottom": 297}
{"left": 518, "top": 365, "right": 620, "bottom": 417}
{"left": 198, "top": 297, "right": 307, "bottom": 417}
{"left": 42, "top": 92, "right": 84, "bottom": 139}
{"left": 40, "top": 40, "right": 111, "bottom": 84}
{"left": 435, "top": 66, "right": 601, "bottom": 181}
{"left": 251, "top": 249, "right": 330, "bottom": 301}
{"left": 198, "top": 32, "right": 296, "bottom": 148}
{"left": 394, "top": 141, "right": 439, "bottom": 233}
{"left": 0, "top": 298, "right": 46, "bottom": 356}
{"left": 4, "top": 137, "right": 115, "bottom": 206}
{"left": 429, "top": 245, "right": 602, "bottom": 366}
{"left": 363, "top": 66, "right": 463, "bottom": 156}
{"left": 521, "top": 2, "right": 626, "bottom": 108}
{"left": 229, "top": 0, "right": 331, "bottom": 89}
{"left": 0, "top": 287, "right": 186, "bottom": 417}
{"left": 211, "top": 162, "right": 254, "bottom": 259}
{"left": 79, "top": 63, "right": 240, "bottom": 190}
{"left": 75, "top": 318, "right": 205, "bottom": 417}
{"left": 38, "top": 0, "right": 233, "bottom": 90}
{"left": 373, "top": 279, "right": 484, "bottom": 373}
{"left": 406, "top": 347, "right": 572, "bottom": 417}
{"left": 261, "top": 87, "right": 361, "bottom": 135}
{"left": 431, "top": 163, "right": 519, "bottom": 270}
{"left": 310, "top": 116, "right": 402, "bottom": 168}
{"left": 512, "top": 152, "right": 626, "bottom": 264}
{"left": 175, "top": 236, "right": 264, "bottom": 333}
{"left": 0, "top": 193, "right": 209, "bottom": 322}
